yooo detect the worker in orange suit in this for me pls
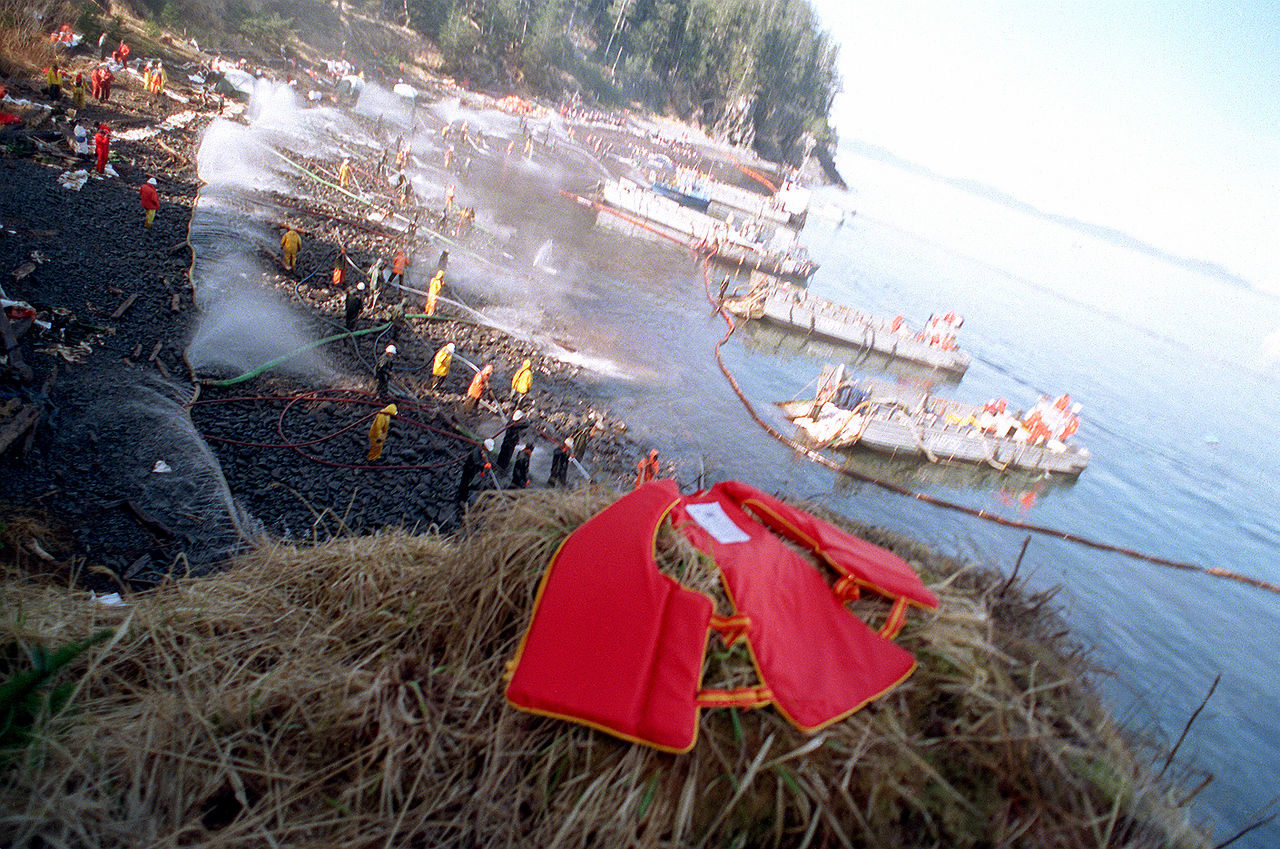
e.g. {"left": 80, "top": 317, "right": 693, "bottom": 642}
{"left": 388, "top": 248, "right": 408, "bottom": 289}
{"left": 366, "top": 403, "right": 397, "bottom": 461}
{"left": 634, "top": 449, "right": 659, "bottom": 489}
{"left": 332, "top": 248, "right": 348, "bottom": 288}
{"left": 464, "top": 364, "right": 493, "bottom": 413}
{"left": 338, "top": 157, "right": 351, "bottom": 189}
{"left": 91, "top": 65, "right": 114, "bottom": 102}
{"left": 139, "top": 177, "right": 159, "bottom": 228}
{"left": 148, "top": 61, "right": 167, "bottom": 96}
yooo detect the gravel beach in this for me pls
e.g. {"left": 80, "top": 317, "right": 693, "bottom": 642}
{"left": 1, "top": 59, "right": 644, "bottom": 585}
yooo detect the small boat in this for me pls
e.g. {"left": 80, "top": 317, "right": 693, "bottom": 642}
{"left": 705, "top": 179, "right": 810, "bottom": 229}
{"left": 723, "top": 283, "right": 970, "bottom": 376}
{"left": 778, "top": 367, "right": 1090, "bottom": 475}
{"left": 592, "top": 179, "right": 818, "bottom": 283}
{"left": 650, "top": 167, "right": 810, "bottom": 228}
{"left": 651, "top": 179, "right": 712, "bottom": 213}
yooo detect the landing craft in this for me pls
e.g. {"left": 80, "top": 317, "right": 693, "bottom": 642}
{"left": 779, "top": 369, "right": 1089, "bottom": 476}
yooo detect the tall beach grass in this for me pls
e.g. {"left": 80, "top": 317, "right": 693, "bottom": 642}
{"left": 1, "top": 488, "right": 1211, "bottom": 847}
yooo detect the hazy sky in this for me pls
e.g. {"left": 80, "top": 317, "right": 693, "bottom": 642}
{"left": 806, "top": 1, "right": 1280, "bottom": 291}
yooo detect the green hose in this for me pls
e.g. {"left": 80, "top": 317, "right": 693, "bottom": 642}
{"left": 200, "top": 323, "right": 393, "bottom": 387}
{"left": 405, "top": 312, "right": 485, "bottom": 327}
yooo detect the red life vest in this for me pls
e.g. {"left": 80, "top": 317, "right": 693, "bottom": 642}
{"left": 505, "top": 480, "right": 752, "bottom": 752}
{"left": 505, "top": 480, "right": 937, "bottom": 751}
{"left": 672, "top": 481, "right": 936, "bottom": 731}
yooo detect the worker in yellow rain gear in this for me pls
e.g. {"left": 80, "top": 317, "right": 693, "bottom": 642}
{"left": 425, "top": 269, "right": 443, "bottom": 315}
{"left": 339, "top": 157, "right": 351, "bottom": 189}
{"left": 510, "top": 358, "right": 533, "bottom": 408}
{"left": 45, "top": 65, "right": 63, "bottom": 101}
{"left": 147, "top": 61, "right": 167, "bottom": 96}
{"left": 70, "top": 73, "right": 86, "bottom": 109}
{"left": 431, "top": 342, "right": 454, "bottom": 390}
{"left": 367, "top": 403, "right": 397, "bottom": 461}
{"left": 280, "top": 227, "right": 301, "bottom": 271}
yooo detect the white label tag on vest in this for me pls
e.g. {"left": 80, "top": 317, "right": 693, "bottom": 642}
{"left": 685, "top": 502, "right": 750, "bottom": 544}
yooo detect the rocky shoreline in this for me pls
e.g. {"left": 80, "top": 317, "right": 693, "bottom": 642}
{"left": 1, "top": 57, "right": 646, "bottom": 586}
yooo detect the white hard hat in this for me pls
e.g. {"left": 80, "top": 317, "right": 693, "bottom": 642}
{"left": 483, "top": 438, "right": 495, "bottom": 451}
{"left": 1071, "top": 403, "right": 1082, "bottom": 414}
{"left": 147, "top": 177, "right": 157, "bottom": 185}
{"left": 446, "top": 342, "right": 455, "bottom": 352}
{"left": 385, "top": 344, "right": 397, "bottom": 354}
{"left": 512, "top": 409, "right": 523, "bottom": 421}
{"left": 356, "top": 282, "right": 365, "bottom": 290}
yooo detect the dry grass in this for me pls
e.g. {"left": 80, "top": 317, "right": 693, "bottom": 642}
{"left": 0, "top": 0, "right": 66, "bottom": 79}
{"left": 0, "top": 488, "right": 1210, "bottom": 848}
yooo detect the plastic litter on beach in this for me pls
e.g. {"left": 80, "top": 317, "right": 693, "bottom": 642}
{"left": 57, "top": 170, "right": 89, "bottom": 191}
{"left": 114, "top": 127, "right": 158, "bottom": 141}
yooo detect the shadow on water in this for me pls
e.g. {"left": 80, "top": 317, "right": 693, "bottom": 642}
{"left": 734, "top": 319, "right": 965, "bottom": 390}
{"left": 826, "top": 446, "right": 1079, "bottom": 502}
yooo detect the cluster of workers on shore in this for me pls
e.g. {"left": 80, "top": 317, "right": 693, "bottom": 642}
{"left": 42, "top": 40, "right": 168, "bottom": 109}
{"left": 25, "top": 55, "right": 168, "bottom": 232}
{"left": 276, "top": 227, "right": 654, "bottom": 500}
{"left": 24, "top": 25, "right": 187, "bottom": 232}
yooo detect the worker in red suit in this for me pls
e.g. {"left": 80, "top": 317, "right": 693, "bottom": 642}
{"left": 139, "top": 177, "right": 159, "bottom": 228}
{"left": 95, "top": 65, "right": 114, "bottom": 102}
{"left": 93, "top": 124, "right": 110, "bottom": 174}
{"left": 634, "top": 449, "right": 659, "bottom": 489}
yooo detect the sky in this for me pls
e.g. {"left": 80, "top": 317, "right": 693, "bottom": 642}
{"left": 805, "top": 0, "right": 1280, "bottom": 291}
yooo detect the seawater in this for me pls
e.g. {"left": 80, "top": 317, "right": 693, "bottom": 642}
{"left": 798, "top": 150, "right": 1280, "bottom": 847}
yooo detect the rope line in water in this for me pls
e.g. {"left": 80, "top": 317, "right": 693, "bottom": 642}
{"left": 699, "top": 262, "right": 1280, "bottom": 597}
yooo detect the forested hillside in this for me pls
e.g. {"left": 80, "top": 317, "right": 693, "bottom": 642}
{"left": 108, "top": 0, "right": 841, "bottom": 166}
